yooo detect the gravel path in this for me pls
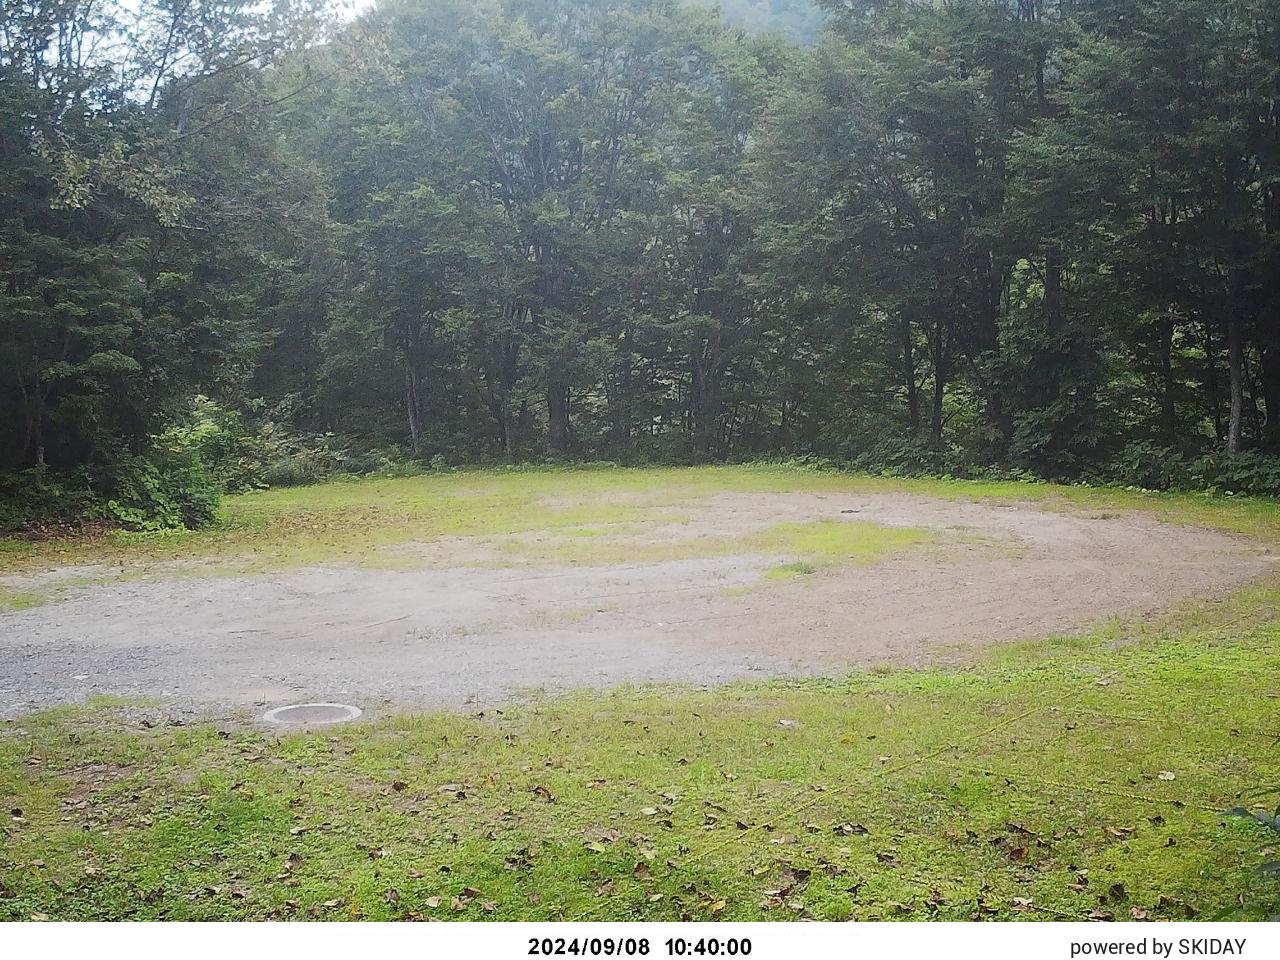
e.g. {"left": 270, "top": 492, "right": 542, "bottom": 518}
{"left": 1, "top": 492, "right": 1272, "bottom": 720}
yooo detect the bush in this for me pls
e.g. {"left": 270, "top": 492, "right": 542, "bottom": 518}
{"left": 161, "top": 396, "right": 267, "bottom": 493}
{"left": 163, "top": 397, "right": 382, "bottom": 490}
{"left": 257, "top": 428, "right": 372, "bottom": 486}
{"left": 0, "top": 468, "right": 100, "bottom": 531}
{"left": 1188, "top": 451, "right": 1280, "bottom": 498}
{"left": 103, "top": 449, "right": 220, "bottom": 531}
{"left": 0, "top": 448, "right": 220, "bottom": 534}
{"left": 1093, "top": 441, "right": 1192, "bottom": 491}
{"left": 842, "top": 439, "right": 1041, "bottom": 484}
{"left": 1085, "top": 444, "right": 1280, "bottom": 498}
{"left": 847, "top": 438, "right": 944, "bottom": 476}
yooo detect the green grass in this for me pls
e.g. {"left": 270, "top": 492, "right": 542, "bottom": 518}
{"left": 2, "top": 585, "right": 1279, "bottom": 921}
{"left": 0, "top": 585, "right": 46, "bottom": 611}
{"left": 496, "top": 518, "right": 933, "bottom": 570}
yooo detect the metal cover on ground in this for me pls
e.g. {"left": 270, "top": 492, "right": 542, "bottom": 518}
{"left": 262, "top": 702, "right": 362, "bottom": 725}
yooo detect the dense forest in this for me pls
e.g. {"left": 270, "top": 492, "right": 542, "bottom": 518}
{"left": 3, "top": 0, "right": 1280, "bottom": 528}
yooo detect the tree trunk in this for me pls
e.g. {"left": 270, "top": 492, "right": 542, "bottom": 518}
{"left": 690, "top": 348, "right": 721, "bottom": 458}
{"left": 974, "top": 258, "right": 1010, "bottom": 459}
{"left": 1043, "top": 245, "right": 1064, "bottom": 335}
{"left": 1159, "top": 315, "right": 1176, "bottom": 447}
{"left": 901, "top": 311, "right": 919, "bottom": 435}
{"left": 546, "top": 378, "right": 570, "bottom": 455}
{"left": 930, "top": 315, "right": 947, "bottom": 450}
{"left": 32, "top": 416, "right": 45, "bottom": 468}
{"left": 1261, "top": 336, "right": 1280, "bottom": 451}
{"left": 1226, "top": 306, "right": 1244, "bottom": 456}
{"left": 31, "top": 374, "right": 46, "bottom": 468}
{"left": 404, "top": 363, "right": 423, "bottom": 457}
{"left": 1203, "top": 321, "right": 1225, "bottom": 442}
{"left": 613, "top": 328, "right": 634, "bottom": 450}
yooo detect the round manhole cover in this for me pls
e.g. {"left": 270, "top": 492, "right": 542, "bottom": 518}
{"left": 262, "top": 702, "right": 362, "bottom": 726}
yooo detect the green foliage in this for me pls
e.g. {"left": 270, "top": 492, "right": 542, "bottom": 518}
{"left": 1185, "top": 453, "right": 1280, "bottom": 500}
{"left": 161, "top": 397, "right": 268, "bottom": 494}
{"left": 0, "top": 452, "right": 219, "bottom": 534}
{"left": 3, "top": 0, "right": 1280, "bottom": 529}
{"left": 254, "top": 430, "right": 378, "bottom": 488}
{"left": 103, "top": 451, "right": 221, "bottom": 532}
{"left": 1089, "top": 445, "right": 1280, "bottom": 499}
{"left": 0, "top": 469, "right": 100, "bottom": 531}
{"left": 1098, "top": 442, "right": 1193, "bottom": 493}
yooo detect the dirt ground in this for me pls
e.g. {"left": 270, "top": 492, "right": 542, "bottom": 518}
{"left": 0, "top": 490, "right": 1273, "bottom": 720}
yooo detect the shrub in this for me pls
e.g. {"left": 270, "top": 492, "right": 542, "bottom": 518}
{"left": 846, "top": 438, "right": 947, "bottom": 477}
{"left": 0, "top": 448, "right": 220, "bottom": 534}
{"left": 0, "top": 468, "right": 99, "bottom": 531}
{"left": 258, "top": 428, "right": 365, "bottom": 486}
{"left": 103, "top": 450, "right": 220, "bottom": 531}
{"left": 1094, "top": 441, "right": 1192, "bottom": 491}
{"left": 163, "top": 397, "right": 378, "bottom": 490}
{"left": 161, "top": 396, "right": 267, "bottom": 493}
{"left": 1188, "top": 451, "right": 1280, "bottom": 498}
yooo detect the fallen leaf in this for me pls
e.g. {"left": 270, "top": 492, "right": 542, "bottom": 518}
{"left": 834, "top": 822, "right": 868, "bottom": 836}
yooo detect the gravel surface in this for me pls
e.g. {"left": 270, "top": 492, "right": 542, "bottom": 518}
{"left": 1, "top": 491, "right": 1272, "bottom": 720}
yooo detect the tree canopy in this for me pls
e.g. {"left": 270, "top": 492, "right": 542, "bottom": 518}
{"left": 3, "top": 0, "right": 1280, "bottom": 526}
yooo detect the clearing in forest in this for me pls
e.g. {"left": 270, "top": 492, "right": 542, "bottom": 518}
{"left": 0, "top": 465, "right": 1273, "bottom": 717}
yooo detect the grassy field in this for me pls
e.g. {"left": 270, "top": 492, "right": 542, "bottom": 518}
{"left": 2, "top": 466, "right": 1279, "bottom": 920}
